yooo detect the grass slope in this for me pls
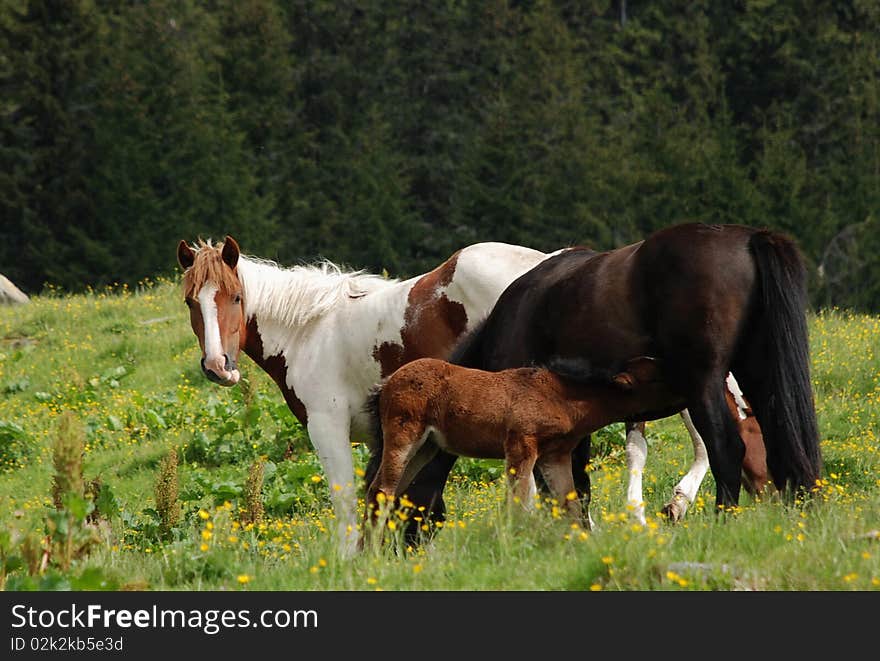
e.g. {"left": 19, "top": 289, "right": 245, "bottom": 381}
{"left": 0, "top": 280, "right": 878, "bottom": 590}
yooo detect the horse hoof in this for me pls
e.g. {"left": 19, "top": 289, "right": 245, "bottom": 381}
{"left": 660, "top": 502, "right": 681, "bottom": 521}
{"left": 661, "top": 496, "right": 688, "bottom": 522}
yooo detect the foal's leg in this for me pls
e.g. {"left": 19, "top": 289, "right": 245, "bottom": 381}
{"left": 537, "top": 452, "right": 588, "bottom": 527}
{"left": 739, "top": 413, "right": 771, "bottom": 496}
{"left": 661, "top": 409, "right": 710, "bottom": 522}
{"left": 365, "top": 419, "right": 430, "bottom": 534}
{"left": 505, "top": 434, "right": 539, "bottom": 510}
{"left": 536, "top": 435, "right": 591, "bottom": 512}
{"left": 395, "top": 441, "right": 441, "bottom": 500}
{"left": 400, "top": 450, "right": 458, "bottom": 544}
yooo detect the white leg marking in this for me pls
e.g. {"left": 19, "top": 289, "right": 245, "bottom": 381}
{"left": 668, "top": 409, "right": 710, "bottom": 518}
{"left": 526, "top": 473, "right": 537, "bottom": 509}
{"left": 306, "top": 411, "right": 358, "bottom": 558}
{"left": 625, "top": 425, "right": 648, "bottom": 526}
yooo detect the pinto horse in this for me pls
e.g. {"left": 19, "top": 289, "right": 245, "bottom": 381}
{"left": 177, "top": 236, "right": 549, "bottom": 555}
{"left": 365, "top": 356, "right": 671, "bottom": 533}
{"left": 407, "top": 223, "right": 821, "bottom": 518}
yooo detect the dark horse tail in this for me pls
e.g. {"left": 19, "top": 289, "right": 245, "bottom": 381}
{"left": 743, "top": 230, "right": 822, "bottom": 496}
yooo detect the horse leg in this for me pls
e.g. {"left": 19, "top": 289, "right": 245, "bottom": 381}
{"left": 570, "top": 435, "right": 592, "bottom": 517}
{"left": 361, "top": 443, "right": 440, "bottom": 548}
{"left": 395, "top": 441, "right": 440, "bottom": 499}
{"left": 365, "top": 420, "right": 430, "bottom": 519}
{"left": 505, "top": 434, "right": 538, "bottom": 511}
{"left": 661, "top": 409, "right": 710, "bottom": 522}
{"left": 396, "top": 450, "right": 458, "bottom": 546}
{"left": 363, "top": 419, "right": 430, "bottom": 549}
{"left": 535, "top": 435, "right": 590, "bottom": 506}
{"left": 537, "top": 451, "right": 589, "bottom": 528}
{"left": 625, "top": 422, "right": 648, "bottom": 525}
{"left": 393, "top": 440, "right": 441, "bottom": 539}
{"left": 723, "top": 373, "right": 771, "bottom": 497}
{"left": 307, "top": 411, "right": 359, "bottom": 558}
{"left": 685, "top": 384, "right": 746, "bottom": 511}
{"left": 525, "top": 472, "right": 538, "bottom": 509}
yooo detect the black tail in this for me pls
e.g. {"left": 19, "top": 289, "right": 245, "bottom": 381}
{"left": 741, "top": 231, "right": 822, "bottom": 495}
{"left": 363, "top": 384, "right": 385, "bottom": 494}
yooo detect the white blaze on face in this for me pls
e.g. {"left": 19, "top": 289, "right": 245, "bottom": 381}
{"left": 198, "top": 283, "right": 223, "bottom": 361}
{"left": 198, "top": 282, "right": 238, "bottom": 383}
{"left": 725, "top": 373, "right": 749, "bottom": 420}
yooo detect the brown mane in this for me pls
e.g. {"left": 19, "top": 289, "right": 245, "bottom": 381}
{"left": 182, "top": 240, "right": 241, "bottom": 298}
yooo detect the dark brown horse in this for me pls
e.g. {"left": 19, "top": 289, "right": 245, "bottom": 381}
{"left": 390, "top": 223, "right": 821, "bottom": 520}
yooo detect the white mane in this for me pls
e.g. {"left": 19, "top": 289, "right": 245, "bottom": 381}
{"left": 237, "top": 255, "right": 397, "bottom": 327}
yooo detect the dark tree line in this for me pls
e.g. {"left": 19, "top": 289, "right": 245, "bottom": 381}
{"left": 2, "top": 0, "right": 879, "bottom": 310}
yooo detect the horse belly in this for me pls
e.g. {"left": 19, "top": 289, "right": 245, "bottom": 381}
{"left": 432, "top": 417, "right": 507, "bottom": 460}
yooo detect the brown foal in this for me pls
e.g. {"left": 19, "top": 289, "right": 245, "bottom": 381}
{"left": 365, "top": 356, "right": 678, "bottom": 531}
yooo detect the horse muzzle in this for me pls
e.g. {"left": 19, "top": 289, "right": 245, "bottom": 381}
{"left": 201, "top": 355, "right": 240, "bottom": 386}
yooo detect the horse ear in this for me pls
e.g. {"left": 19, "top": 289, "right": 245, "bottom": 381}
{"left": 177, "top": 240, "right": 195, "bottom": 270}
{"left": 611, "top": 372, "right": 635, "bottom": 389}
{"left": 222, "top": 235, "right": 240, "bottom": 269}
{"left": 613, "top": 357, "right": 662, "bottom": 389}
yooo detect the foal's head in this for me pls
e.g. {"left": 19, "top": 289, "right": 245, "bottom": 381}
{"left": 177, "top": 236, "right": 245, "bottom": 386}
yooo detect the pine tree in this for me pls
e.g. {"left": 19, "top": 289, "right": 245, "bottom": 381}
{"left": 0, "top": 0, "right": 102, "bottom": 292}
{"left": 88, "top": 0, "right": 275, "bottom": 285}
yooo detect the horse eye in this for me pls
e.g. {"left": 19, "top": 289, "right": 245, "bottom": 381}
{"left": 233, "top": 293, "right": 242, "bottom": 304}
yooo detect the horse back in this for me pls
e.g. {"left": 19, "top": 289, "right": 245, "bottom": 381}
{"left": 452, "top": 247, "right": 599, "bottom": 369}
{"left": 372, "top": 243, "right": 547, "bottom": 379}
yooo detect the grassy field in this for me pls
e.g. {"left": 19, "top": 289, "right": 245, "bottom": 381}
{"left": 0, "top": 279, "right": 878, "bottom": 591}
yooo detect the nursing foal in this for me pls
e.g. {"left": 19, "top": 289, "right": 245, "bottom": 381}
{"left": 365, "top": 356, "right": 676, "bottom": 531}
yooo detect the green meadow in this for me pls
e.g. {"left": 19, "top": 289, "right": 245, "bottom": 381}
{"left": 0, "top": 280, "right": 878, "bottom": 591}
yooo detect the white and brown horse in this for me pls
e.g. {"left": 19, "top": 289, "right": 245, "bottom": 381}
{"left": 177, "top": 236, "right": 548, "bottom": 555}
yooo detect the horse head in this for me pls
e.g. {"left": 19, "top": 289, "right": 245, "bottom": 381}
{"left": 611, "top": 356, "right": 663, "bottom": 390}
{"left": 177, "top": 235, "right": 246, "bottom": 387}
